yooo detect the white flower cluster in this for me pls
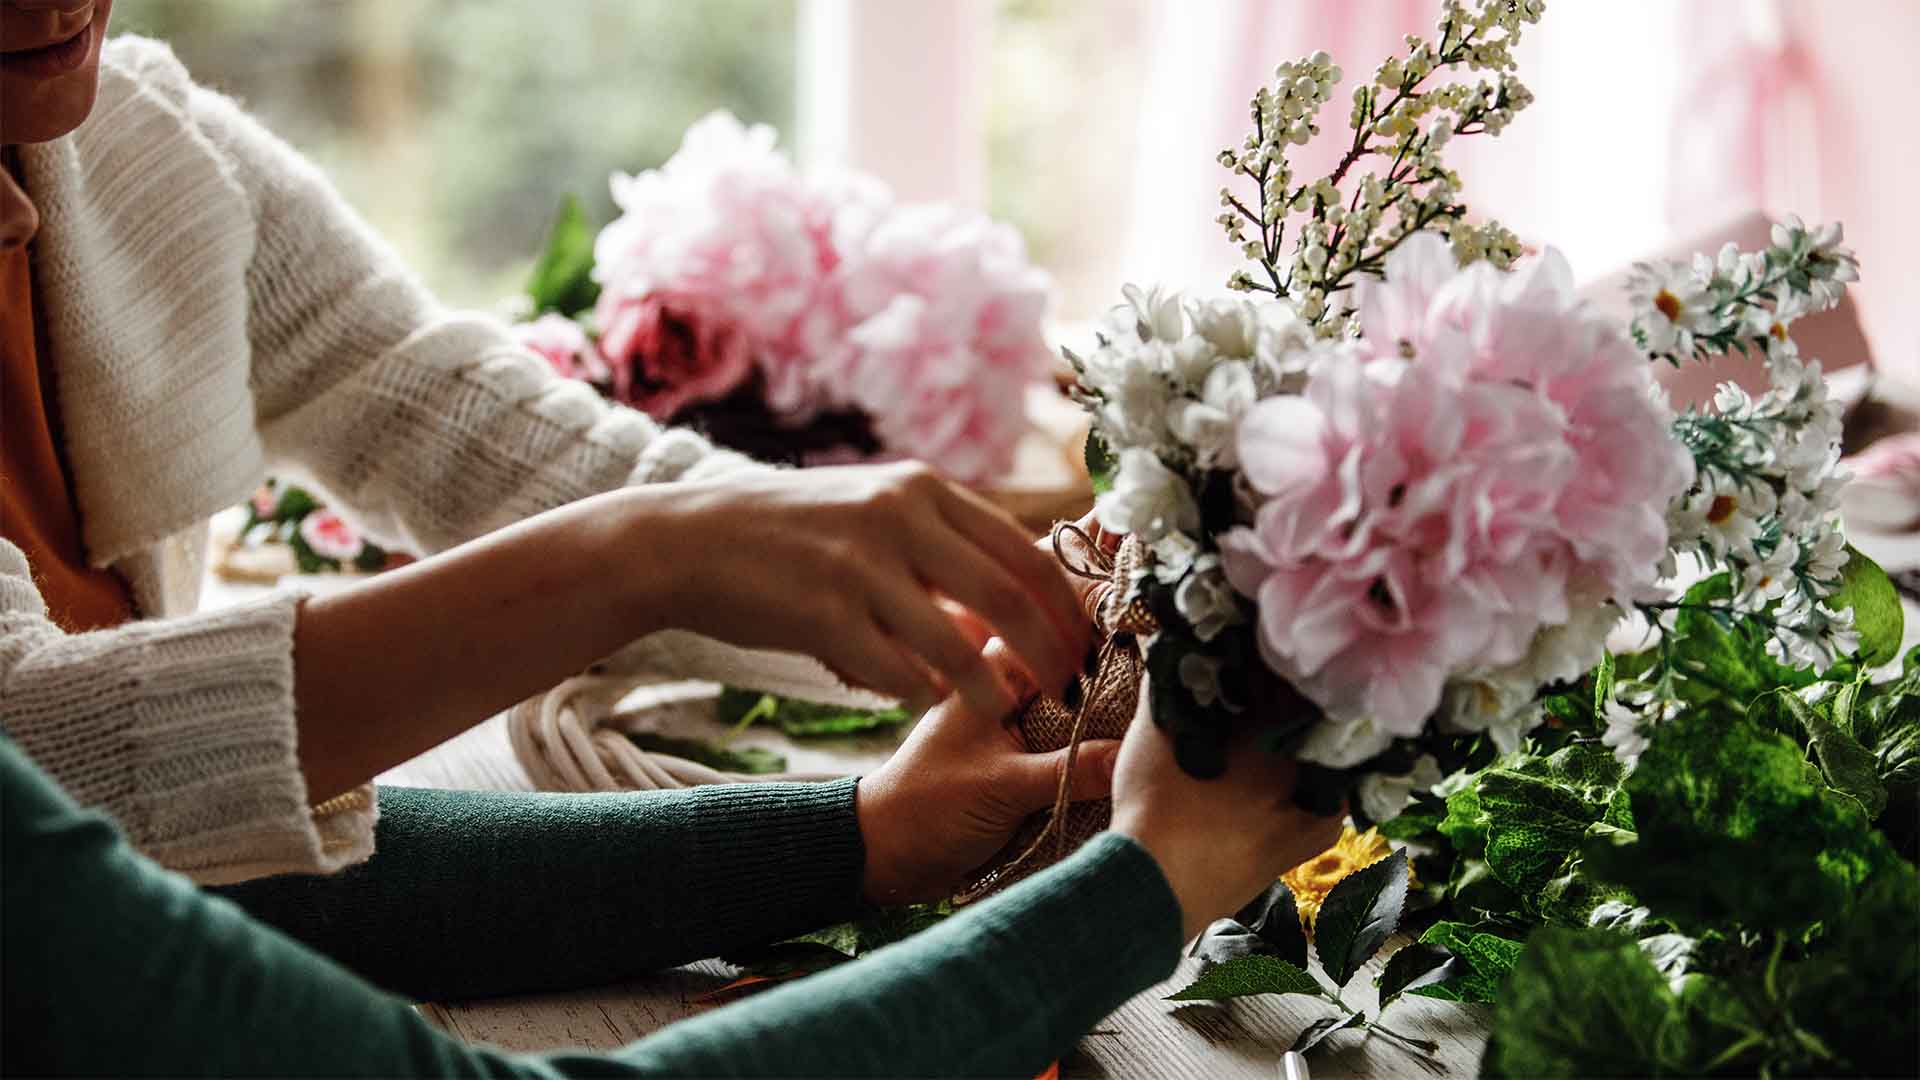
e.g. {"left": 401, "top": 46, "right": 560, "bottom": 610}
{"left": 1072, "top": 287, "right": 1314, "bottom": 658}
{"left": 1637, "top": 220, "right": 1862, "bottom": 674}
{"left": 1216, "top": 0, "right": 1538, "bottom": 328}
{"left": 1627, "top": 216, "right": 1860, "bottom": 359}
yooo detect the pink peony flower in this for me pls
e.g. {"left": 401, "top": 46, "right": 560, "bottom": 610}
{"left": 821, "top": 205, "right": 1053, "bottom": 481}
{"left": 594, "top": 292, "right": 755, "bottom": 421}
{"left": 299, "top": 510, "right": 363, "bottom": 563}
{"left": 1222, "top": 234, "right": 1694, "bottom": 746}
{"left": 512, "top": 313, "right": 607, "bottom": 384}
{"left": 590, "top": 112, "right": 1051, "bottom": 482}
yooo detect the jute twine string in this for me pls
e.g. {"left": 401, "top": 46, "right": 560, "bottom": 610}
{"left": 955, "top": 523, "right": 1156, "bottom": 904}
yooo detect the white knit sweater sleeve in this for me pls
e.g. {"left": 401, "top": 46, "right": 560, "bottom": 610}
{"left": 0, "top": 540, "right": 373, "bottom": 884}
{"left": 176, "top": 74, "right": 762, "bottom": 556}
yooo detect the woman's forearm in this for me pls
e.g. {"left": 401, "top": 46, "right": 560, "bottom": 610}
{"left": 291, "top": 487, "right": 667, "bottom": 802}
{"left": 216, "top": 781, "right": 868, "bottom": 1002}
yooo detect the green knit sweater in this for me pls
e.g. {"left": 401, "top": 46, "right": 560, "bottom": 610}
{"left": 1, "top": 736, "right": 1184, "bottom": 1077}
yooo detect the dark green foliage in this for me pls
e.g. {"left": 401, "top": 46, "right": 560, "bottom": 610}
{"left": 715, "top": 689, "right": 911, "bottom": 739}
{"left": 523, "top": 196, "right": 600, "bottom": 317}
{"left": 1581, "top": 714, "right": 1885, "bottom": 936}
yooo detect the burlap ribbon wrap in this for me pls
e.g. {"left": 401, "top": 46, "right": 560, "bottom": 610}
{"left": 956, "top": 525, "right": 1157, "bottom": 903}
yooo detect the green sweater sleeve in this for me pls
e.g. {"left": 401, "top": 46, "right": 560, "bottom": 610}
{"left": 2, "top": 737, "right": 1184, "bottom": 1078}
{"left": 215, "top": 783, "right": 868, "bottom": 1001}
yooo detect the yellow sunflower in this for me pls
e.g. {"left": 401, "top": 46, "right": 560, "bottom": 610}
{"left": 1280, "top": 825, "right": 1419, "bottom": 934}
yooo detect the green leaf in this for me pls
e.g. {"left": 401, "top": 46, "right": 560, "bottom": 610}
{"left": 1313, "top": 848, "right": 1409, "bottom": 988}
{"left": 1377, "top": 942, "right": 1461, "bottom": 1006}
{"left": 1749, "top": 688, "right": 1887, "bottom": 818}
{"left": 1219, "top": 880, "right": 1309, "bottom": 968}
{"left": 1485, "top": 928, "right": 1696, "bottom": 1078}
{"left": 1478, "top": 771, "right": 1605, "bottom": 898}
{"left": 1829, "top": 545, "right": 1904, "bottom": 667}
{"left": 274, "top": 483, "right": 320, "bottom": 521}
{"left": 1664, "top": 573, "right": 1819, "bottom": 710}
{"left": 1593, "top": 651, "right": 1617, "bottom": 719}
{"left": 1167, "top": 954, "right": 1325, "bottom": 1001}
{"left": 1084, "top": 428, "right": 1114, "bottom": 494}
{"left": 1376, "top": 794, "right": 1446, "bottom": 843}
{"left": 1440, "top": 781, "right": 1489, "bottom": 858}
{"left": 1581, "top": 712, "right": 1886, "bottom": 934}
{"left": 524, "top": 195, "right": 600, "bottom": 317}
{"left": 1290, "top": 1011, "right": 1365, "bottom": 1054}
{"left": 1410, "top": 923, "right": 1526, "bottom": 1003}
{"left": 625, "top": 732, "right": 786, "bottom": 774}
{"left": 715, "top": 688, "right": 910, "bottom": 738}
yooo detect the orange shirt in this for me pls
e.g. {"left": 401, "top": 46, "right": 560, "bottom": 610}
{"left": 0, "top": 240, "right": 136, "bottom": 632}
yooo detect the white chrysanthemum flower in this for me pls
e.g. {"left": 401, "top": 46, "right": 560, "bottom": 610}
{"left": 1119, "top": 283, "right": 1186, "bottom": 342}
{"left": 1096, "top": 448, "right": 1201, "bottom": 543}
{"left": 1173, "top": 556, "right": 1242, "bottom": 643}
{"left": 1357, "top": 754, "right": 1443, "bottom": 823}
{"left": 1627, "top": 260, "right": 1719, "bottom": 354}
{"left": 1737, "top": 538, "right": 1800, "bottom": 609}
{"left": 1167, "top": 360, "right": 1259, "bottom": 468}
{"left": 1440, "top": 672, "right": 1543, "bottom": 755}
{"left": 1296, "top": 713, "right": 1397, "bottom": 769}
{"left": 1602, "top": 698, "right": 1653, "bottom": 768}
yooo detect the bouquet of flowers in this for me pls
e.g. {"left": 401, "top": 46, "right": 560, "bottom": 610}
{"left": 1072, "top": 3, "right": 1916, "bottom": 1072}
{"left": 228, "top": 113, "right": 1058, "bottom": 578}
{"left": 1069, "top": 0, "right": 1869, "bottom": 821}
{"left": 522, "top": 111, "right": 1055, "bottom": 482}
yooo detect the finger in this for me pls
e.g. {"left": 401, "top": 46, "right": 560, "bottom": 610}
{"left": 1047, "top": 514, "right": 1116, "bottom": 616}
{"left": 935, "top": 482, "right": 1090, "bottom": 659}
{"left": 820, "top": 620, "right": 945, "bottom": 716}
{"left": 913, "top": 530, "right": 1079, "bottom": 699}
{"left": 980, "top": 636, "right": 1041, "bottom": 709}
{"left": 937, "top": 596, "right": 994, "bottom": 652}
{"left": 870, "top": 582, "right": 1015, "bottom": 725}
{"left": 998, "top": 738, "right": 1123, "bottom": 811}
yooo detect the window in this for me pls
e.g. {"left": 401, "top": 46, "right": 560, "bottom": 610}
{"left": 114, "top": 0, "right": 798, "bottom": 308}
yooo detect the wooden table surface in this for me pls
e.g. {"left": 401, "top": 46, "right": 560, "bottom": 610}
{"left": 419, "top": 947, "right": 1492, "bottom": 1078}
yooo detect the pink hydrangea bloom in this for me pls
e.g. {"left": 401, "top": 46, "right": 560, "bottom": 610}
{"left": 1222, "top": 234, "right": 1694, "bottom": 744}
{"left": 298, "top": 510, "right": 363, "bottom": 562}
{"left": 511, "top": 313, "right": 608, "bottom": 384}
{"left": 591, "top": 112, "right": 1049, "bottom": 482}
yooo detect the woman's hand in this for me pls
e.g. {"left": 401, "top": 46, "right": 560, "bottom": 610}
{"left": 625, "top": 462, "right": 1090, "bottom": 723}
{"left": 1110, "top": 676, "right": 1345, "bottom": 941}
{"left": 853, "top": 637, "right": 1119, "bottom": 904}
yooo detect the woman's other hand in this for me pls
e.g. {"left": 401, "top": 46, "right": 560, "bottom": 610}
{"left": 627, "top": 462, "right": 1090, "bottom": 723}
{"left": 853, "top": 636, "right": 1119, "bottom": 904}
{"left": 1110, "top": 675, "right": 1345, "bottom": 940}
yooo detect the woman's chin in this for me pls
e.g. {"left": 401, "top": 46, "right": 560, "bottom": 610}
{"left": 0, "top": 5, "right": 107, "bottom": 144}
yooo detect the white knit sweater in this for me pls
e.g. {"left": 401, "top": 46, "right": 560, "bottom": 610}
{"left": 1, "top": 37, "right": 764, "bottom": 884}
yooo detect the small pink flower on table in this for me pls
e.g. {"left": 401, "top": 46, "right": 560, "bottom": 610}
{"left": 512, "top": 313, "right": 608, "bottom": 384}
{"left": 249, "top": 485, "right": 278, "bottom": 518}
{"left": 299, "top": 510, "right": 364, "bottom": 563}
